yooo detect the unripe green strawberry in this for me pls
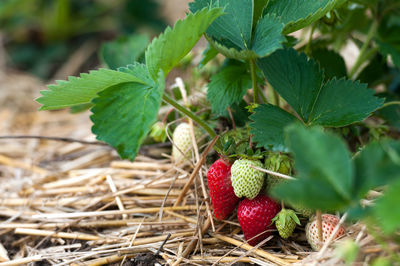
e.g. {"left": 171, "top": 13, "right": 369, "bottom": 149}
{"left": 172, "top": 123, "right": 202, "bottom": 163}
{"left": 264, "top": 152, "right": 293, "bottom": 192}
{"left": 231, "top": 159, "right": 265, "bottom": 199}
{"left": 272, "top": 208, "right": 300, "bottom": 239}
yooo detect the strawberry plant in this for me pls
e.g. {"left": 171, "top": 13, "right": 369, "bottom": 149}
{"left": 36, "top": 0, "right": 400, "bottom": 262}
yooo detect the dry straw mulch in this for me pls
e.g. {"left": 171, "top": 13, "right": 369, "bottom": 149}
{"left": 0, "top": 71, "right": 390, "bottom": 266}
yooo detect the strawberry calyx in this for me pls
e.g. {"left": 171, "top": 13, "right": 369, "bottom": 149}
{"left": 264, "top": 151, "right": 293, "bottom": 175}
{"left": 264, "top": 151, "right": 294, "bottom": 193}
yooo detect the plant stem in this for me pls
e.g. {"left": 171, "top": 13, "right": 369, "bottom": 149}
{"left": 250, "top": 59, "right": 259, "bottom": 103}
{"left": 162, "top": 94, "right": 216, "bottom": 139}
{"left": 227, "top": 107, "right": 236, "bottom": 130}
{"left": 349, "top": 20, "right": 378, "bottom": 78}
{"left": 379, "top": 101, "right": 400, "bottom": 109}
{"left": 305, "top": 24, "right": 316, "bottom": 55}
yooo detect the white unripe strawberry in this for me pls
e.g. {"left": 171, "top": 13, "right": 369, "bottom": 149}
{"left": 172, "top": 122, "right": 202, "bottom": 163}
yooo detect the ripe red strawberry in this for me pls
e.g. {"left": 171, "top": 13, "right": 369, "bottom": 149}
{"left": 207, "top": 158, "right": 240, "bottom": 220}
{"left": 237, "top": 195, "right": 281, "bottom": 246}
{"left": 306, "top": 214, "right": 346, "bottom": 251}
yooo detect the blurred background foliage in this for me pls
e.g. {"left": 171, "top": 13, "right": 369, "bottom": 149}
{"left": 0, "top": 0, "right": 166, "bottom": 79}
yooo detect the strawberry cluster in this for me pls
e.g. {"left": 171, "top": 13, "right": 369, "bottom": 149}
{"left": 206, "top": 155, "right": 346, "bottom": 249}
{"left": 171, "top": 123, "right": 346, "bottom": 249}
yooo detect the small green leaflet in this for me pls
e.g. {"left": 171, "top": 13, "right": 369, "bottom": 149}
{"left": 264, "top": 0, "right": 346, "bottom": 34}
{"left": 189, "top": 0, "right": 285, "bottom": 60}
{"left": 207, "top": 61, "right": 252, "bottom": 115}
{"left": 100, "top": 34, "right": 149, "bottom": 70}
{"left": 271, "top": 125, "right": 354, "bottom": 211}
{"left": 90, "top": 72, "right": 165, "bottom": 161}
{"left": 257, "top": 48, "right": 384, "bottom": 126}
{"left": 37, "top": 68, "right": 148, "bottom": 110}
{"left": 250, "top": 104, "right": 298, "bottom": 150}
{"left": 145, "top": 7, "right": 223, "bottom": 80}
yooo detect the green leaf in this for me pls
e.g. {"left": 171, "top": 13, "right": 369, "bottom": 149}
{"left": 308, "top": 78, "right": 384, "bottom": 127}
{"left": 100, "top": 34, "right": 149, "bottom": 70}
{"left": 190, "top": 0, "right": 284, "bottom": 60}
{"left": 273, "top": 177, "right": 349, "bottom": 211}
{"left": 250, "top": 104, "right": 298, "bottom": 151}
{"left": 90, "top": 72, "right": 165, "bottom": 161}
{"left": 257, "top": 48, "right": 384, "bottom": 126}
{"left": 310, "top": 48, "right": 347, "bottom": 80}
{"left": 70, "top": 103, "right": 93, "bottom": 114}
{"left": 373, "top": 179, "right": 400, "bottom": 234}
{"left": 257, "top": 48, "right": 323, "bottom": 122}
{"left": 288, "top": 125, "right": 353, "bottom": 199}
{"left": 207, "top": 61, "right": 252, "bottom": 115}
{"left": 264, "top": 0, "right": 346, "bottom": 34}
{"left": 229, "top": 101, "right": 251, "bottom": 127}
{"left": 145, "top": 7, "right": 223, "bottom": 80}
{"left": 37, "top": 68, "right": 148, "bottom": 110}
{"left": 353, "top": 140, "right": 400, "bottom": 199}
{"left": 271, "top": 125, "right": 354, "bottom": 211}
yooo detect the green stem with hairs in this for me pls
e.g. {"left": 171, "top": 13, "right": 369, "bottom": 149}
{"left": 349, "top": 20, "right": 378, "bottom": 78}
{"left": 162, "top": 94, "right": 216, "bottom": 139}
{"left": 250, "top": 59, "right": 259, "bottom": 103}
